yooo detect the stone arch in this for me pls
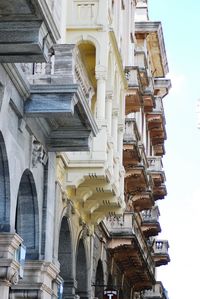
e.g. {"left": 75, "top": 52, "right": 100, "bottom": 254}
{"left": 72, "top": 34, "right": 100, "bottom": 66}
{"left": 95, "top": 259, "right": 104, "bottom": 299}
{"left": 76, "top": 237, "right": 89, "bottom": 299}
{"left": 15, "top": 169, "right": 39, "bottom": 260}
{"left": 0, "top": 132, "right": 10, "bottom": 232}
{"left": 58, "top": 216, "right": 74, "bottom": 297}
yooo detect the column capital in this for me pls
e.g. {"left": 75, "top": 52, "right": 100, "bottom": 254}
{"left": 0, "top": 260, "right": 19, "bottom": 286}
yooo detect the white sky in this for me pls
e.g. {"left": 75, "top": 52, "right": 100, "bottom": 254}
{"left": 149, "top": 1, "right": 200, "bottom": 298}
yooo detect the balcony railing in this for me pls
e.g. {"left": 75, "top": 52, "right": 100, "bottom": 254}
{"left": 125, "top": 67, "right": 142, "bottom": 113}
{"left": 124, "top": 118, "right": 140, "bottom": 143}
{"left": 147, "top": 157, "right": 163, "bottom": 172}
{"left": 143, "top": 281, "right": 169, "bottom": 299}
{"left": 141, "top": 206, "right": 161, "bottom": 237}
{"left": 22, "top": 45, "right": 95, "bottom": 108}
{"left": 153, "top": 240, "right": 170, "bottom": 267}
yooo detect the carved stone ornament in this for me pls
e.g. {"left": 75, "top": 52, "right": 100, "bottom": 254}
{"left": 0, "top": 266, "right": 19, "bottom": 285}
{"left": 7, "top": 267, "right": 19, "bottom": 285}
{"left": 32, "top": 139, "right": 48, "bottom": 168}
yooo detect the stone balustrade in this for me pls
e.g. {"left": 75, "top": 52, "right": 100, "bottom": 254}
{"left": 147, "top": 156, "right": 163, "bottom": 172}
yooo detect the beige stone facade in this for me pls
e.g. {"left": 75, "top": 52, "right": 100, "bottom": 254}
{"left": 0, "top": 1, "right": 170, "bottom": 299}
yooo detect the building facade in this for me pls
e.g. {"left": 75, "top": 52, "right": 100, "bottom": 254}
{"left": 0, "top": 1, "right": 170, "bottom": 299}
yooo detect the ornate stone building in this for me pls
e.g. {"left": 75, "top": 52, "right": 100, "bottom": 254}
{"left": 0, "top": 0, "right": 170, "bottom": 299}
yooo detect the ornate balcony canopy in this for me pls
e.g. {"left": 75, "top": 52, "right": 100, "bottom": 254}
{"left": 152, "top": 240, "right": 170, "bottom": 267}
{"left": 141, "top": 206, "right": 161, "bottom": 237}
{"left": 0, "top": 0, "right": 60, "bottom": 62}
{"left": 105, "top": 213, "right": 155, "bottom": 291}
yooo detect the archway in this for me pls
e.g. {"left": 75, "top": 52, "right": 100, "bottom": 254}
{"left": 58, "top": 216, "right": 74, "bottom": 297}
{"left": 0, "top": 132, "right": 10, "bottom": 232}
{"left": 76, "top": 238, "right": 88, "bottom": 299}
{"left": 15, "top": 169, "right": 39, "bottom": 260}
{"left": 95, "top": 260, "right": 104, "bottom": 299}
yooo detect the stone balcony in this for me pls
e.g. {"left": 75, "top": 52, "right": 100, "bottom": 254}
{"left": 0, "top": 0, "right": 60, "bottom": 62}
{"left": 146, "top": 98, "right": 166, "bottom": 148}
{"left": 152, "top": 240, "right": 170, "bottom": 267}
{"left": 23, "top": 44, "right": 98, "bottom": 152}
{"left": 154, "top": 78, "right": 172, "bottom": 98}
{"left": 143, "top": 281, "right": 169, "bottom": 299}
{"left": 147, "top": 157, "right": 167, "bottom": 201}
{"left": 134, "top": 46, "right": 149, "bottom": 87}
{"left": 105, "top": 212, "right": 155, "bottom": 291}
{"left": 141, "top": 206, "right": 161, "bottom": 237}
{"left": 143, "top": 77, "right": 155, "bottom": 113}
{"left": 125, "top": 67, "right": 142, "bottom": 114}
{"left": 135, "top": 22, "right": 169, "bottom": 78}
{"left": 153, "top": 184, "right": 167, "bottom": 201}
{"left": 147, "top": 157, "right": 165, "bottom": 186}
{"left": 153, "top": 144, "right": 165, "bottom": 157}
{"left": 123, "top": 118, "right": 141, "bottom": 167}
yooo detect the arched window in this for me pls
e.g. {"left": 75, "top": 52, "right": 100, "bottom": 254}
{"left": 15, "top": 170, "right": 39, "bottom": 260}
{"left": 58, "top": 216, "right": 74, "bottom": 296}
{"left": 76, "top": 238, "right": 88, "bottom": 299}
{"left": 95, "top": 260, "right": 104, "bottom": 299}
{"left": 0, "top": 132, "right": 10, "bottom": 232}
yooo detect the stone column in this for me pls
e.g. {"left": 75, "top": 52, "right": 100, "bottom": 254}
{"left": 105, "top": 92, "right": 113, "bottom": 135}
{"left": 117, "top": 123, "right": 124, "bottom": 164}
{"left": 95, "top": 70, "right": 107, "bottom": 123}
{"left": 0, "top": 233, "right": 22, "bottom": 299}
{"left": 112, "top": 108, "right": 119, "bottom": 153}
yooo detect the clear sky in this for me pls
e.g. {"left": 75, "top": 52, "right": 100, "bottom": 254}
{"left": 149, "top": 1, "right": 200, "bottom": 298}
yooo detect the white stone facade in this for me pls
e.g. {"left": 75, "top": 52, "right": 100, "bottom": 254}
{"left": 0, "top": 1, "right": 170, "bottom": 299}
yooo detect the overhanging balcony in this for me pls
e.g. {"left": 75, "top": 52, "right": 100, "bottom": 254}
{"left": 0, "top": 0, "right": 60, "bottom": 62}
{"left": 24, "top": 44, "right": 98, "bottom": 151}
{"left": 105, "top": 213, "right": 155, "bottom": 291}
{"left": 147, "top": 157, "right": 165, "bottom": 186}
{"left": 144, "top": 281, "right": 169, "bottom": 299}
{"left": 125, "top": 67, "right": 142, "bottom": 114}
{"left": 143, "top": 77, "right": 155, "bottom": 112}
{"left": 153, "top": 184, "right": 167, "bottom": 201}
{"left": 141, "top": 206, "right": 161, "bottom": 237}
{"left": 154, "top": 78, "right": 172, "bottom": 98}
{"left": 153, "top": 144, "right": 165, "bottom": 156}
{"left": 125, "top": 165, "right": 149, "bottom": 194}
{"left": 152, "top": 240, "right": 170, "bottom": 267}
{"left": 135, "top": 22, "right": 169, "bottom": 78}
{"left": 123, "top": 118, "right": 141, "bottom": 167}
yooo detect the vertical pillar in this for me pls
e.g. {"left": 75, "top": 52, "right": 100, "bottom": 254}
{"left": 117, "top": 123, "right": 124, "bottom": 164}
{"left": 105, "top": 92, "right": 113, "bottom": 135}
{"left": 95, "top": 70, "right": 107, "bottom": 123}
{"left": 112, "top": 108, "right": 119, "bottom": 153}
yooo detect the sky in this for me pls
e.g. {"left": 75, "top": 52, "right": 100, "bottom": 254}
{"left": 148, "top": 1, "right": 200, "bottom": 298}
